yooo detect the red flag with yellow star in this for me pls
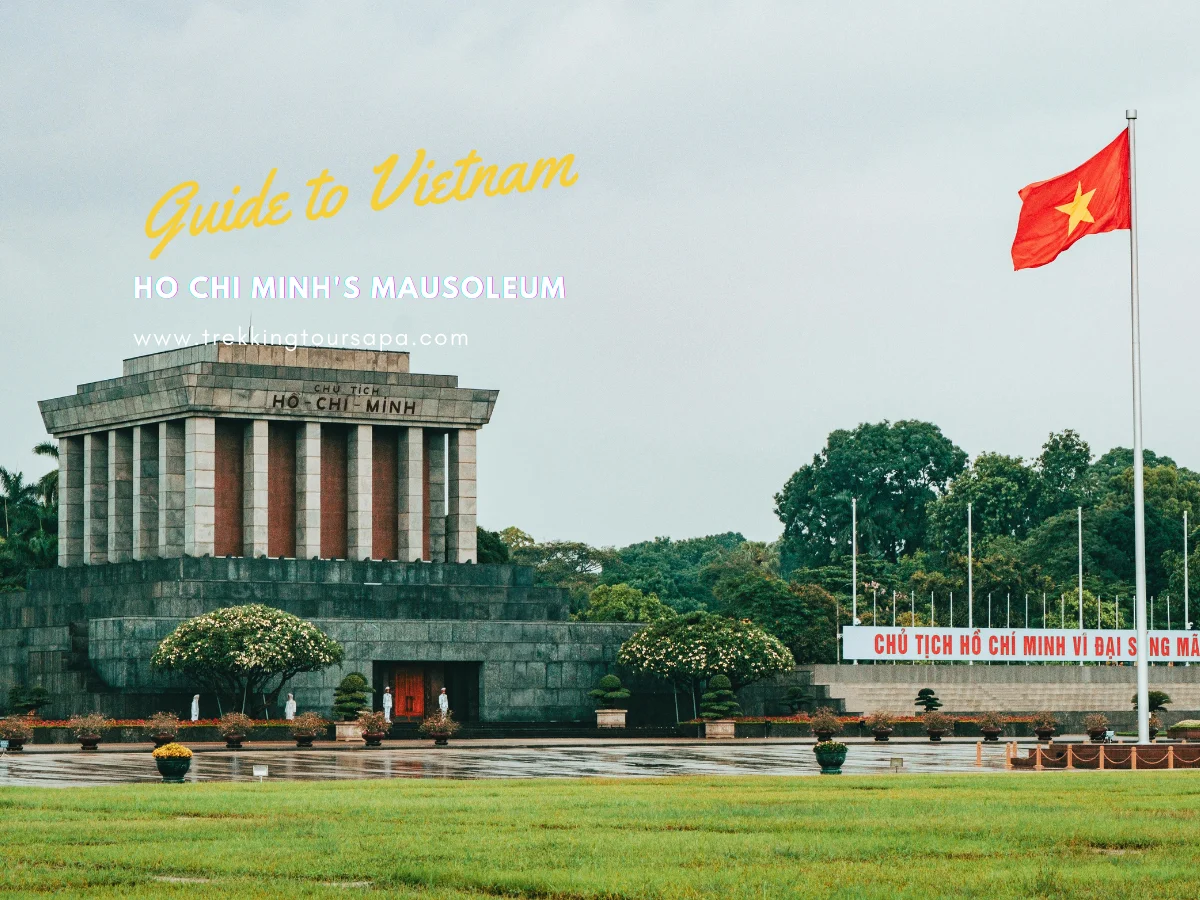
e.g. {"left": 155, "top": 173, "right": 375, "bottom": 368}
{"left": 1011, "top": 130, "right": 1131, "bottom": 270}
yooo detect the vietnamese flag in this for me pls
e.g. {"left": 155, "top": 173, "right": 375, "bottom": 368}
{"left": 1011, "top": 130, "right": 1131, "bottom": 270}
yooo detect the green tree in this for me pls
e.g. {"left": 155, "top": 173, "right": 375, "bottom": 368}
{"left": 603, "top": 533, "right": 746, "bottom": 612}
{"left": 499, "top": 526, "right": 535, "bottom": 551}
{"left": 511, "top": 540, "right": 618, "bottom": 611}
{"left": 151, "top": 604, "right": 344, "bottom": 717}
{"left": 587, "top": 674, "right": 631, "bottom": 709}
{"left": 712, "top": 570, "right": 836, "bottom": 664}
{"left": 475, "top": 527, "right": 510, "bottom": 564}
{"left": 927, "top": 453, "right": 1039, "bottom": 551}
{"left": 1035, "top": 429, "right": 1094, "bottom": 518}
{"left": 775, "top": 420, "right": 966, "bottom": 570}
{"left": 574, "top": 583, "right": 675, "bottom": 623}
{"left": 618, "top": 611, "right": 794, "bottom": 690}
{"left": 699, "top": 674, "right": 741, "bottom": 720}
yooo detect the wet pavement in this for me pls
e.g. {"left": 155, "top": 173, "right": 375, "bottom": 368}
{"left": 0, "top": 740, "right": 1013, "bottom": 787}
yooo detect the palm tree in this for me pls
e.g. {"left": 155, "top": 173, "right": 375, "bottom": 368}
{"left": 0, "top": 467, "right": 35, "bottom": 540}
{"left": 33, "top": 441, "right": 58, "bottom": 508}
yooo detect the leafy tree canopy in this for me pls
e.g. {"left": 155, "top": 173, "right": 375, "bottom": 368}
{"left": 574, "top": 583, "right": 676, "bottom": 623}
{"left": 151, "top": 604, "right": 344, "bottom": 717}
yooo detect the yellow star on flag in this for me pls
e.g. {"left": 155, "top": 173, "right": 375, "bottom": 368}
{"left": 1055, "top": 182, "right": 1096, "bottom": 235}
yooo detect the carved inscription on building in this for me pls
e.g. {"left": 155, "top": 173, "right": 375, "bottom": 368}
{"left": 268, "top": 384, "right": 417, "bottom": 416}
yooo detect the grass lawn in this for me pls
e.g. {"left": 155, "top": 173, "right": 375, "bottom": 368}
{"left": 2, "top": 772, "right": 1200, "bottom": 898}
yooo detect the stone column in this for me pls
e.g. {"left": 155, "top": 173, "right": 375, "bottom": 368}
{"left": 107, "top": 429, "right": 134, "bottom": 563}
{"left": 447, "top": 429, "right": 477, "bottom": 564}
{"left": 425, "top": 431, "right": 446, "bottom": 563}
{"left": 158, "top": 420, "right": 185, "bottom": 557}
{"left": 57, "top": 436, "right": 84, "bottom": 567}
{"left": 184, "top": 417, "right": 216, "bottom": 557}
{"left": 243, "top": 420, "right": 269, "bottom": 558}
{"left": 82, "top": 431, "right": 108, "bottom": 565}
{"left": 347, "top": 425, "right": 372, "bottom": 560}
{"left": 295, "top": 422, "right": 321, "bottom": 559}
{"left": 132, "top": 425, "right": 159, "bottom": 560}
{"left": 399, "top": 427, "right": 423, "bottom": 562}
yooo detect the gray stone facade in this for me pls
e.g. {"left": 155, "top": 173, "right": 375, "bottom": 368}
{"left": 2, "top": 558, "right": 641, "bottom": 722}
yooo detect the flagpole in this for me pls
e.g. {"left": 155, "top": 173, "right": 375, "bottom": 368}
{"left": 967, "top": 502, "right": 973, "bottom": 665}
{"left": 1127, "top": 109, "right": 1150, "bottom": 745}
{"left": 851, "top": 497, "right": 857, "bottom": 665}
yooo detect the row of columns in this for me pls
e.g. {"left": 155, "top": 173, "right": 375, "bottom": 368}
{"left": 57, "top": 417, "right": 477, "bottom": 566}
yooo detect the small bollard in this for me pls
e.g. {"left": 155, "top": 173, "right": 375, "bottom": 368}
{"left": 976, "top": 741, "right": 982, "bottom": 767}
{"left": 252, "top": 764, "right": 268, "bottom": 783}
{"left": 889, "top": 757, "right": 903, "bottom": 773}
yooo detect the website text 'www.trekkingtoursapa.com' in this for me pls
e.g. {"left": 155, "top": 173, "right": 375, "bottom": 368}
{"left": 133, "top": 328, "right": 469, "bottom": 352}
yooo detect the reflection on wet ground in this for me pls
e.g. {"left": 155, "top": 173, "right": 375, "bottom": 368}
{"left": 0, "top": 741, "right": 1011, "bottom": 787}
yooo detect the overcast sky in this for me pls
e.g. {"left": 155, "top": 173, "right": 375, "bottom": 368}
{"left": 3, "top": 2, "right": 1199, "bottom": 547}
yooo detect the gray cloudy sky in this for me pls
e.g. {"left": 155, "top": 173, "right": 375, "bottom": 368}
{"left": 2, "top": 2, "right": 1199, "bottom": 547}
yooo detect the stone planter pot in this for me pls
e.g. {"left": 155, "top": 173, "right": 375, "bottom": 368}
{"left": 335, "top": 722, "right": 365, "bottom": 743}
{"left": 872, "top": 727, "right": 892, "bottom": 743}
{"left": 1169, "top": 726, "right": 1200, "bottom": 742}
{"left": 596, "top": 709, "right": 627, "bottom": 729}
{"left": 223, "top": 733, "right": 246, "bottom": 750}
{"left": 926, "top": 729, "right": 945, "bottom": 743}
{"left": 1088, "top": 729, "right": 1107, "bottom": 743}
{"left": 428, "top": 733, "right": 451, "bottom": 747}
{"left": 814, "top": 729, "right": 834, "bottom": 743}
{"left": 981, "top": 728, "right": 1002, "bottom": 743}
{"left": 78, "top": 734, "right": 101, "bottom": 752}
{"left": 294, "top": 734, "right": 316, "bottom": 749}
{"left": 362, "top": 731, "right": 386, "bottom": 748}
{"left": 1149, "top": 727, "right": 1160, "bottom": 743}
{"left": 1034, "top": 727, "right": 1054, "bottom": 742}
{"left": 4, "top": 739, "right": 25, "bottom": 752}
{"left": 813, "top": 745, "right": 847, "bottom": 774}
{"left": 156, "top": 757, "right": 191, "bottom": 783}
{"left": 150, "top": 733, "right": 176, "bottom": 749}
{"left": 704, "top": 720, "right": 736, "bottom": 740}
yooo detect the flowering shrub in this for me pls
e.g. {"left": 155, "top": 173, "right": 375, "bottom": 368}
{"left": 418, "top": 710, "right": 461, "bottom": 736}
{"left": 69, "top": 713, "right": 110, "bottom": 737}
{"left": 813, "top": 741, "right": 847, "bottom": 753}
{"left": 923, "top": 711, "right": 953, "bottom": 733}
{"left": 0, "top": 716, "right": 33, "bottom": 741}
{"left": 809, "top": 707, "right": 842, "bottom": 736}
{"left": 1083, "top": 713, "right": 1109, "bottom": 733}
{"left": 1031, "top": 711, "right": 1057, "bottom": 731}
{"left": 864, "top": 711, "right": 894, "bottom": 731}
{"left": 151, "top": 604, "right": 344, "bottom": 716}
{"left": 152, "top": 742, "right": 193, "bottom": 759}
{"left": 289, "top": 711, "right": 326, "bottom": 738}
{"left": 977, "top": 711, "right": 1006, "bottom": 731}
{"left": 146, "top": 711, "right": 180, "bottom": 738}
{"left": 218, "top": 712, "right": 254, "bottom": 738}
{"left": 617, "top": 611, "right": 794, "bottom": 688}
{"left": 357, "top": 710, "right": 389, "bottom": 734}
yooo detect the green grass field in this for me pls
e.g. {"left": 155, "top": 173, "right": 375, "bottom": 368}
{"left": 2, "top": 772, "right": 1199, "bottom": 898}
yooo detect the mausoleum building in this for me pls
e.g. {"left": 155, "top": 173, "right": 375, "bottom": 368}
{"left": 1, "top": 346, "right": 644, "bottom": 723}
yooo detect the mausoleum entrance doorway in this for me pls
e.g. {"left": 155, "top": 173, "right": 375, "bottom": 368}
{"left": 373, "top": 661, "right": 481, "bottom": 722}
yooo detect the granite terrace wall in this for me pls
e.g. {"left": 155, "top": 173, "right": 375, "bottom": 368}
{"left": 740, "top": 663, "right": 1200, "bottom": 717}
{"left": 0, "top": 559, "right": 579, "bottom": 718}
{"left": 87, "top": 616, "right": 643, "bottom": 722}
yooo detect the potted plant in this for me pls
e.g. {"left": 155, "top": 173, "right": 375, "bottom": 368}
{"left": 914, "top": 688, "right": 943, "bottom": 713}
{"left": 69, "top": 713, "right": 110, "bottom": 751}
{"left": 588, "top": 674, "right": 631, "bottom": 729}
{"left": 290, "top": 711, "right": 326, "bottom": 748}
{"left": 809, "top": 707, "right": 843, "bottom": 743}
{"left": 977, "top": 711, "right": 1006, "bottom": 742}
{"left": 1149, "top": 713, "right": 1162, "bottom": 742}
{"left": 812, "top": 740, "right": 848, "bottom": 774}
{"left": 333, "top": 673, "right": 373, "bottom": 741}
{"left": 700, "top": 675, "right": 740, "bottom": 739}
{"left": 864, "top": 711, "right": 894, "bottom": 742}
{"left": 218, "top": 712, "right": 253, "bottom": 749}
{"left": 152, "top": 742, "right": 193, "bottom": 783}
{"left": 1168, "top": 719, "right": 1200, "bottom": 741}
{"left": 1032, "top": 711, "right": 1057, "bottom": 742}
{"left": 923, "top": 710, "right": 952, "bottom": 742}
{"left": 419, "top": 710, "right": 461, "bottom": 746}
{"left": 1084, "top": 713, "right": 1109, "bottom": 743}
{"left": 0, "top": 716, "right": 33, "bottom": 752}
{"left": 146, "top": 711, "right": 180, "bottom": 748}
{"left": 357, "top": 710, "right": 389, "bottom": 748}
{"left": 1132, "top": 689, "right": 1171, "bottom": 714}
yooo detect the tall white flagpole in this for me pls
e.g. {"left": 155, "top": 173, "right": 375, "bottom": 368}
{"left": 851, "top": 497, "right": 858, "bottom": 665}
{"left": 967, "top": 502, "right": 973, "bottom": 665}
{"left": 1186, "top": 510, "right": 1191, "bottom": 666}
{"left": 1128, "top": 109, "right": 1150, "bottom": 744}
{"left": 1078, "top": 506, "right": 1085, "bottom": 666}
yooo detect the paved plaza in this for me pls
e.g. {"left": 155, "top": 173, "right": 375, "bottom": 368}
{"left": 0, "top": 739, "right": 1014, "bottom": 787}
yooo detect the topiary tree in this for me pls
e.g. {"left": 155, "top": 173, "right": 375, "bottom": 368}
{"left": 618, "top": 611, "right": 794, "bottom": 720}
{"left": 588, "top": 674, "right": 631, "bottom": 709}
{"left": 152, "top": 604, "right": 344, "bottom": 718}
{"left": 1132, "top": 690, "right": 1171, "bottom": 712}
{"left": 915, "top": 688, "right": 942, "bottom": 713}
{"left": 699, "top": 674, "right": 741, "bottom": 720}
{"left": 333, "top": 673, "right": 372, "bottom": 721}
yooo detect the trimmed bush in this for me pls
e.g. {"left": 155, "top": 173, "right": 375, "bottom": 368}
{"left": 699, "top": 675, "right": 741, "bottom": 720}
{"left": 588, "top": 675, "right": 632, "bottom": 710}
{"left": 333, "top": 673, "right": 372, "bottom": 721}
